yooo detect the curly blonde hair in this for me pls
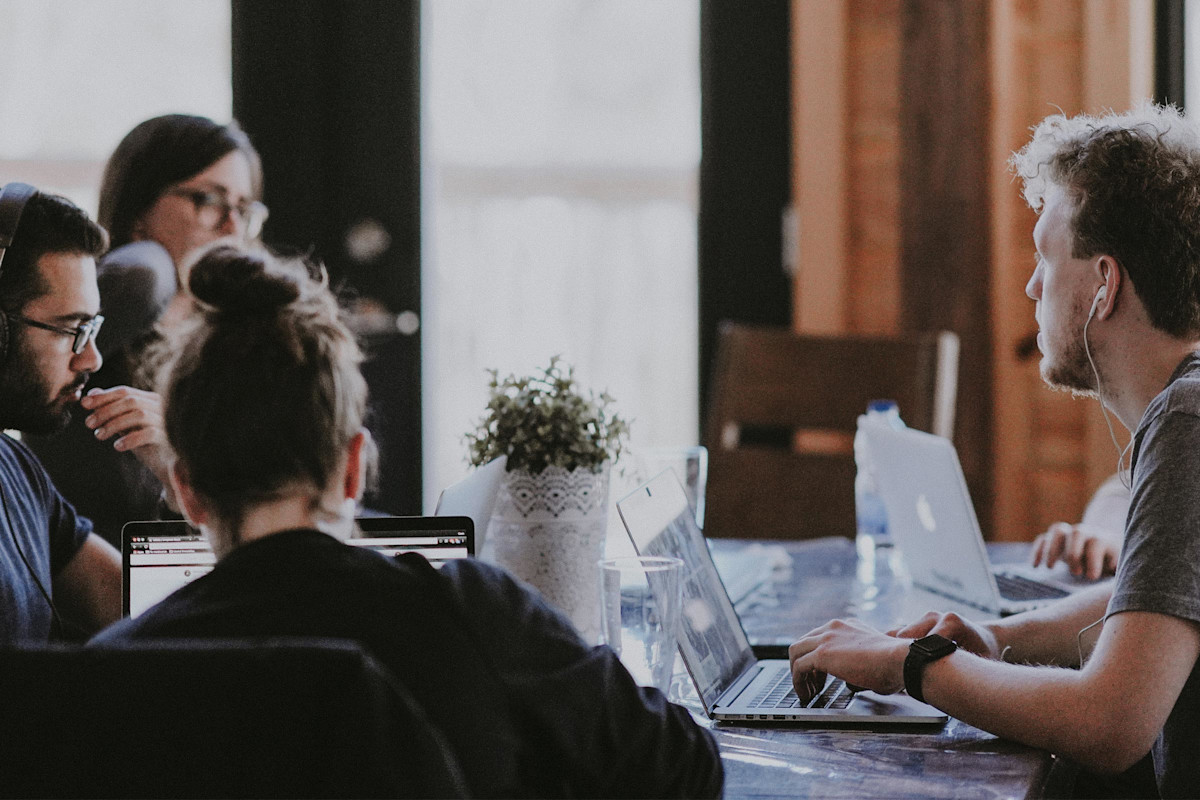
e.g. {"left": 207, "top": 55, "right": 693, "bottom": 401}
{"left": 1010, "top": 103, "right": 1200, "bottom": 337}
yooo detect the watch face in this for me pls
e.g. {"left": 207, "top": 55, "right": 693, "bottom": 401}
{"left": 913, "top": 634, "right": 957, "bottom": 658}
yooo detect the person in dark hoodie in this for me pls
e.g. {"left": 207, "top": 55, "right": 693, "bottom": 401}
{"left": 92, "top": 245, "right": 723, "bottom": 798}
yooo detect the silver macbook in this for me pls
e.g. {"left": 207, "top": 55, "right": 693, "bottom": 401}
{"left": 122, "top": 517, "right": 474, "bottom": 618}
{"left": 434, "top": 456, "right": 506, "bottom": 555}
{"left": 864, "top": 425, "right": 1093, "bottom": 615}
{"left": 617, "top": 471, "right": 946, "bottom": 724}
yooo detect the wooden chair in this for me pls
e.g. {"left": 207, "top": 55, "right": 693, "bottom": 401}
{"left": 702, "top": 323, "right": 958, "bottom": 540}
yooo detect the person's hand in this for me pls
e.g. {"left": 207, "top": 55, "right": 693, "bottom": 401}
{"left": 788, "top": 619, "right": 909, "bottom": 701}
{"left": 1030, "top": 522, "right": 1120, "bottom": 580}
{"left": 887, "top": 611, "right": 999, "bottom": 659}
{"left": 81, "top": 386, "right": 171, "bottom": 488}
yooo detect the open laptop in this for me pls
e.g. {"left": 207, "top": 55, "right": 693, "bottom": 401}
{"left": 617, "top": 471, "right": 946, "bottom": 724}
{"left": 122, "top": 516, "right": 474, "bottom": 618}
{"left": 864, "top": 424, "right": 1093, "bottom": 615}
{"left": 433, "top": 455, "right": 506, "bottom": 554}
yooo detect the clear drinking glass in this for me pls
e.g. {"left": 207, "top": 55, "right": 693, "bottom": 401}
{"left": 598, "top": 555, "right": 684, "bottom": 694}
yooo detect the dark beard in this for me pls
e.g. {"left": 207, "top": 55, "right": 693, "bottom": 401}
{"left": 0, "top": 329, "right": 87, "bottom": 435}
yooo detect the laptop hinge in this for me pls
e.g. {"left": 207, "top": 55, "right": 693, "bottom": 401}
{"left": 717, "top": 663, "right": 763, "bottom": 707}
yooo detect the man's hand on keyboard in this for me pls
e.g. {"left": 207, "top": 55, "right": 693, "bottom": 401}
{"left": 1030, "top": 522, "right": 1120, "bottom": 581}
{"left": 788, "top": 619, "right": 909, "bottom": 701}
{"left": 889, "top": 611, "right": 999, "bottom": 659}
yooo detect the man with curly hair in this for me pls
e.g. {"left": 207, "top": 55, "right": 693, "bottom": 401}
{"left": 787, "top": 104, "right": 1200, "bottom": 797}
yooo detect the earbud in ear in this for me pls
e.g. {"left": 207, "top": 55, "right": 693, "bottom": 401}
{"left": 1089, "top": 286, "right": 1107, "bottom": 320}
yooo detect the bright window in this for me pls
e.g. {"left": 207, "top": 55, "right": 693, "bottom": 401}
{"left": 422, "top": 0, "right": 701, "bottom": 509}
{"left": 0, "top": 0, "right": 231, "bottom": 213}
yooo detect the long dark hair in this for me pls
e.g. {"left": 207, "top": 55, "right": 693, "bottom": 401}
{"left": 98, "top": 114, "right": 263, "bottom": 251}
{"left": 159, "top": 246, "right": 367, "bottom": 527}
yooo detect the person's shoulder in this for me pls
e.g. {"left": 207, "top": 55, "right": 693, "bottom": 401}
{"left": 96, "top": 241, "right": 177, "bottom": 347}
{"left": 438, "top": 558, "right": 588, "bottom": 644}
{"left": 0, "top": 431, "right": 31, "bottom": 458}
{"left": 1146, "top": 354, "right": 1200, "bottom": 421}
{"left": 99, "top": 241, "right": 176, "bottom": 283}
{"left": 0, "top": 433, "right": 50, "bottom": 482}
{"left": 438, "top": 558, "right": 525, "bottom": 599}
{"left": 89, "top": 615, "right": 138, "bottom": 645}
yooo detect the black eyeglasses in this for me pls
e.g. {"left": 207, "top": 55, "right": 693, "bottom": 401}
{"left": 165, "top": 187, "right": 269, "bottom": 241}
{"left": 12, "top": 314, "right": 104, "bottom": 355}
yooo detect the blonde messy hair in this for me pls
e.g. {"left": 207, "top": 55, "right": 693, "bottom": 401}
{"left": 1010, "top": 103, "right": 1200, "bottom": 337}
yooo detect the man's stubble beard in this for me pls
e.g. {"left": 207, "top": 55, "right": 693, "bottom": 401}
{"left": 1040, "top": 300, "right": 1100, "bottom": 400}
{"left": 0, "top": 330, "right": 87, "bottom": 435}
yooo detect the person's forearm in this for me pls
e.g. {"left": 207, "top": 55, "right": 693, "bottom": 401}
{"left": 53, "top": 535, "right": 122, "bottom": 634}
{"left": 986, "top": 582, "right": 1112, "bottom": 666}
{"left": 922, "top": 609, "right": 1196, "bottom": 774}
{"left": 919, "top": 651, "right": 1146, "bottom": 773}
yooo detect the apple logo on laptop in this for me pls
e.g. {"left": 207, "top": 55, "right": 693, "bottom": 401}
{"left": 915, "top": 494, "right": 937, "bottom": 532}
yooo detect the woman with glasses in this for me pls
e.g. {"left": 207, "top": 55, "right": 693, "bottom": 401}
{"left": 99, "top": 114, "right": 266, "bottom": 269}
{"left": 26, "top": 114, "right": 266, "bottom": 549}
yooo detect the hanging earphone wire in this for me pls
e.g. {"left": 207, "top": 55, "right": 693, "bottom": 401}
{"left": 1083, "top": 289, "right": 1135, "bottom": 488}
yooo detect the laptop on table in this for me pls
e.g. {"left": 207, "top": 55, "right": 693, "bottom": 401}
{"left": 864, "top": 424, "right": 1093, "bottom": 616}
{"left": 122, "top": 516, "right": 474, "bottom": 618}
{"left": 433, "top": 455, "right": 506, "bottom": 555}
{"left": 617, "top": 471, "right": 946, "bottom": 724}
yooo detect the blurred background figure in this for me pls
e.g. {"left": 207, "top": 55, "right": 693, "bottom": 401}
{"left": 1030, "top": 471, "right": 1130, "bottom": 581}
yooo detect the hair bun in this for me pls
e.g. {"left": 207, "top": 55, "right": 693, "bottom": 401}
{"left": 188, "top": 245, "right": 301, "bottom": 315}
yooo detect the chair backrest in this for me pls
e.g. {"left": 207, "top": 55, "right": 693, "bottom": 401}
{"left": 0, "top": 638, "right": 468, "bottom": 799}
{"left": 702, "top": 323, "right": 959, "bottom": 540}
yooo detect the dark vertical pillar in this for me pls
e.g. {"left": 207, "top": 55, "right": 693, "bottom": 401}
{"left": 698, "top": 0, "right": 793, "bottom": 429}
{"left": 1156, "top": 0, "right": 1186, "bottom": 108}
{"left": 231, "top": 0, "right": 422, "bottom": 513}
{"left": 899, "top": 0, "right": 994, "bottom": 534}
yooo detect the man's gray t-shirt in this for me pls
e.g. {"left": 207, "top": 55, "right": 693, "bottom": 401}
{"left": 1109, "top": 352, "right": 1200, "bottom": 798}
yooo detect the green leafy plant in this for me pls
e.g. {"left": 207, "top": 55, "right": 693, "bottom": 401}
{"left": 466, "top": 356, "right": 630, "bottom": 474}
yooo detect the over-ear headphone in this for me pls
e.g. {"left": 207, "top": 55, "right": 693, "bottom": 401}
{"left": 0, "top": 182, "right": 38, "bottom": 365}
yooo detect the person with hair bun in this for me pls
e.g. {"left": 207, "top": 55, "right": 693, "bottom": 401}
{"left": 93, "top": 246, "right": 722, "bottom": 799}
{"left": 27, "top": 114, "right": 266, "bottom": 547}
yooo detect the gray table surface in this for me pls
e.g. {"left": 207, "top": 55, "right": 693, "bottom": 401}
{"left": 695, "top": 537, "right": 1069, "bottom": 800}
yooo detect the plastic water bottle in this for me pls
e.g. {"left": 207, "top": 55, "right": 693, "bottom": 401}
{"left": 854, "top": 399, "right": 906, "bottom": 561}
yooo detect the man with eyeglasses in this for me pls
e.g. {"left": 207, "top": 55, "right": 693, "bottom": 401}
{"left": 0, "top": 186, "right": 160, "bottom": 643}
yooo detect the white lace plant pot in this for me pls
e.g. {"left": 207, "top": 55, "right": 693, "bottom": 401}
{"left": 487, "top": 463, "right": 610, "bottom": 643}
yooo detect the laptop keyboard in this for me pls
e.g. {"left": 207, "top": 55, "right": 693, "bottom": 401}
{"left": 748, "top": 668, "right": 854, "bottom": 710}
{"left": 995, "top": 572, "right": 1071, "bottom": 602}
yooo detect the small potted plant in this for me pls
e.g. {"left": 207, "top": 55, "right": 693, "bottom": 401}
{"left": 466, "top": 356, "right": 629, "bottom": 639}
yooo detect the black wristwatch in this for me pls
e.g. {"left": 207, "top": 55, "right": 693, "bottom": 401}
{"left": 903, "top": 634, "right": 957, "bottom": 704}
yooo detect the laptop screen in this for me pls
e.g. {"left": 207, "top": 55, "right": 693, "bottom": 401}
{"left": 122, "top": 517, "right": 475, "bottom": 618}
{"left": 617, "top": 471, "right": 756, "bottom": 711}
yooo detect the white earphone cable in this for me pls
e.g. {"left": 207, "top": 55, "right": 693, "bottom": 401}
{"left": 1082, "top": 295, "right": 1134, "bottom": 489}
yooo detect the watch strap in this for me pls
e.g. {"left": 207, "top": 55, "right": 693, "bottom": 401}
{"left": 903, "top": 635, "right": 957, "bottom": 704}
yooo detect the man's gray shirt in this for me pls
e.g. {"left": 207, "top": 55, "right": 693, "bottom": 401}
{"left": 1109, "top": 352, "right": 1200, "bottom": 798}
